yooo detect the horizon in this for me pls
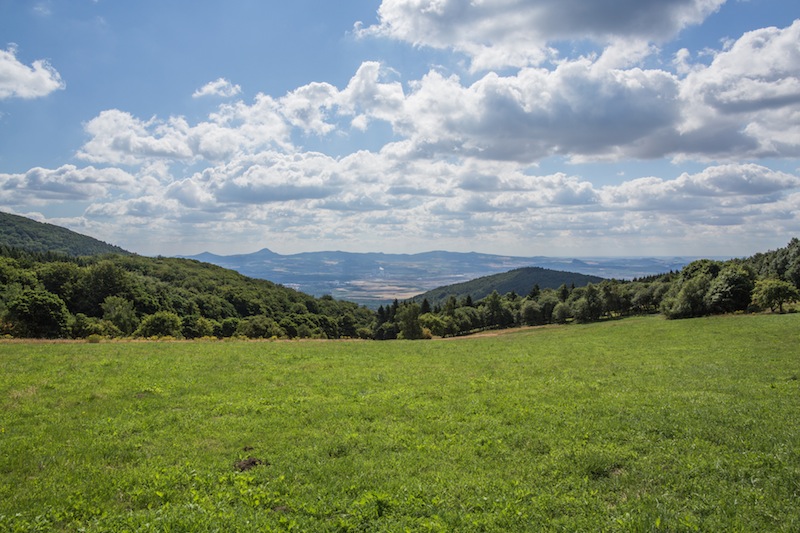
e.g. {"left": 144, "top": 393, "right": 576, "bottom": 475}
{"left": 184, "top": 244, "right": 728, "bottom": 262}
{"left": 1, "top": 1, "right": 798, "bottom": 259}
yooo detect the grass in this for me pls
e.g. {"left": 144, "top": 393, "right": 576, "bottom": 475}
{"left": 1, "top": 314, "right": 799, "bottom": 531}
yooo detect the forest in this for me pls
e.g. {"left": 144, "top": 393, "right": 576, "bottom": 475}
{"left": 1, "top": 209, "right": 799, "bottom": 340}
{"left": 374, "top": 237, "right": 800, "bottom": 339}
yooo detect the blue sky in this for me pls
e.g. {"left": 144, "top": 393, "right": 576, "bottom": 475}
{"left": 1, "top": 0, "right": 799, "bottom": 258}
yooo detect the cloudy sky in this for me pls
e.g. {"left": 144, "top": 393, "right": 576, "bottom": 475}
{"left": 1, "top": 0, "right": 799, "bottom": 258}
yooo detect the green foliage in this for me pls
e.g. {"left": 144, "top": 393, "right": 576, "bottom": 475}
{"left": 520, "top": 299, "right": 544, "bottom": 325}
{"left": 135, "top": 311, "right": 183, "bottom": 338}
{"left": 0, "top": 211, "right": 129, "bottom": 256}
{"left": 413, "top": 267, "right": 604, "bottom": 308}
{"left": 237, "top": 315, "right": 284, "bottom": 339}
{"left": 552, "top": 301, "right": 572, "bottom": 323}
{"left": 704, "top": 265, "right": 755, "bottom": 313}
{"left": 397, "top": 302, "right": 423, "bottom": 339}
{"left": 0, "top": 247, "right": 374, "bottom": 339}
{"left": 2, "top": 315, "right": 799, "bottom": 531}
{"left": 101, "top": 296, "right": 139, "bottom": 335}
{"left": 751, "top": 278, "right": 800, "bottom": 313}
{"left": 6, "top": 288, "right": 69, "bottom": 338}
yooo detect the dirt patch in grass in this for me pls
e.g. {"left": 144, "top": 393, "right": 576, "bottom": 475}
{"left": 235, "top": 456, "right": 267, "bottom": 471}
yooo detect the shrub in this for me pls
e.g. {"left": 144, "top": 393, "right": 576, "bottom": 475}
{"left": 135, "top": 311, "right": 182, "bottom": 338}
{"left": 552, "top": 302, "right": 572, "bottom": 324}
{"left": 6, "top": 288, "right": 69, "bottom": 338}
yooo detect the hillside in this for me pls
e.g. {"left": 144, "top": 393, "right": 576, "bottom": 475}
{"left": 412, "top": 266, "right": 605, "bottom": 307}
{"left": 0, "top": 214, "right": 374, "bottom": 339}
{"left": 184, "top": 248, "right": 692, "bottom": 307}
{"left": 0, "top": 211, "right": 129, "bottom": 256}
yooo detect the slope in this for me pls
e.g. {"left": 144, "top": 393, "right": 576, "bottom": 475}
{"left": 0, "top": 211, "right": 129, "bottom": 256}
{"left": 412, "top": 266, "right": 606, "bottom": 307}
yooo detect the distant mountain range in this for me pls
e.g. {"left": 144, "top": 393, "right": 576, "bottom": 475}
{"left": 184, "top": 248, "right": 696, "bottom": 308}
{"left": 0, "top": 210, "right": 698, "bottom": 309}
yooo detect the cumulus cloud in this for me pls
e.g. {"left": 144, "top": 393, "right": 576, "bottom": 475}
{"left": 602, "top": 164, "right": 800, "bottom": 211}
{"left": 362, "top": 0, "right": 726, "bottom": 70}
{"left": 389, "top": 61, "right": 681, "bottom": 163}
{"left": 0, "top": 45, "right": 64, "bottom": 99}
{"left": 677, "top": 20, "right": 800, "bottom": 159}
{"left": 0, "top": 164, "right": 138, "bottom": 204}
{"left": 50, "top": 10, "right": 800, "bottom": 256}
{"left": 78, "top": 94, "right": 294, "bottom": 164}
{"left": 192, "top": 78, "right": 242, "bottom": 98}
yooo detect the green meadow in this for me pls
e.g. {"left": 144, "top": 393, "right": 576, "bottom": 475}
{"left": 1, "top": 314, "right": 799, "bottom": 531}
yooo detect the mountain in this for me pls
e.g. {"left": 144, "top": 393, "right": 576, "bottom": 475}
{"left": 411, "top": 267, "right": 606, "bottom": 307}
{"left": 0, "top": 211, "right": 129, "bottom": 256}
{"left": 183, "top": 248, "right": 695, "bottom": 308}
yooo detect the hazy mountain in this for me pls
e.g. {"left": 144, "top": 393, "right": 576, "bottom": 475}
{"left": 0, "top": 211, "right": 130, "bottom": 257}
{"left": 183, "top": 248, "right": 694, "bottom": 307}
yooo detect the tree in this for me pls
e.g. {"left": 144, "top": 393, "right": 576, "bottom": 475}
{"left": 520, "top": 299, "right": 544, "bottom": 326}
{"left": 397, "top": 303, "right": 423, "bottom": 339}
{"left": 36, "top": 261, "right": 81, "bottom": 302}
{"left": 482, "top": 291, "right": 505, "bottom": 328}
{"left": 420, "top": 298, "right": 432, "bottom": 315}
{"left": 237, "top": 316, "right": 283, "bottom": 338}
{"left": 572, "top": 283, "right": 603, "bottom": 323}
{"left": 704, "top": 266, "right": 755, "bottom": 314}
{"left": 135, "top": 311, "right": 182, "bottom": 338}
{"left": 558, "top": 283, "right": 570, "bottom": 302}
{"left": 7, "top": 288, "right": 69, "bottom": 338}
{"left": 101, "top": 296, "right": 139, "bottom": 335}
{"left": 552, "top": 302, "right": 571, "bottom": 324}
{"left": 751, "top": 279, "right": 800, "bottom": 313}
{"left": 72, "top": 261, "right": 132, "bottom": 316}
{"left": 218, "top": 317, "right": 240, "bottom": 338}
{"left": 419, "top": 312, "right": 450, "bottom": 337}
{"left": 181, "top": 315, "right": 215, "bottom": 339}
{"left": 661, "top": 274, "right": 712, "bottom": 319}
{"left": 528, "top": 284, "right": 541, "bottom": 300}
{"left": 537, "top": 291, "right": 559, "bottom": 323}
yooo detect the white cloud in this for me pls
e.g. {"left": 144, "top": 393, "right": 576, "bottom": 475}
{"left": 602, "top": 164, "right": 800, "bottom": 211}
{"left": 363, "top": 0, "right": 726, "bottom": 70}
{"left": 49, "top": 13, "right": 800, "bottom": 257}
{"left": 0, "top": 164, "right": 138, "bottom": 204}
{"left": 78, "top": 95, "right": 294, "bottom": 165}
{"left": 0, "top": 45, "right": 64, "bottom": 99}
{"left": 192, "top": 78, "right": 242, "bottom": 98}
{"left": 378, "top": 60, "right": 681, "bottom": 163}
{"left": 675, "top": 19, "right": 800, "bottom": 159}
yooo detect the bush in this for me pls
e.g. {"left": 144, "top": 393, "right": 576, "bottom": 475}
{"left": 6, "top": 288, "right": 69, "bottom": 338}
{"left": 552, "top": 302, "right": 572, "bottom": 324}
{"left": 237, "top": 315, "right": 284, "bottom": 339}
{"left": 135, "top": 311, "right": 182, "bottom": 338}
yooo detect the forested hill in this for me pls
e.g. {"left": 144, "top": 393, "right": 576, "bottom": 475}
{"left": 0, "top": 211, "right": 128, "bottom": 256}
{"left": 0, "top": 213, "right": 374, "bottom": 339}
{"left": 0, "top": 249, "right": 376, "bottom": 339}
{"left": 411, "top": 267, "right": 605, "bottom": 307}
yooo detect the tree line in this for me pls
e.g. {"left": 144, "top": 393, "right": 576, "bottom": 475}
{"left": 1, "top": 239, "right": 798, "bottom": 340}
{"left": 371, "top": 239, "right": 800, "bottom": 339}
{"left": 0, "top": 248, "right": 374, "bottom": 340}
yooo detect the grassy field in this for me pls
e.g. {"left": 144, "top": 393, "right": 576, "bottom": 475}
{"left": 1, "top": 314, "right": 799, "bottom": 531}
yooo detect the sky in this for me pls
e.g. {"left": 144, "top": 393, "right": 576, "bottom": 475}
{"left": 1, "top": 0, "right": 799, "bottom": 258}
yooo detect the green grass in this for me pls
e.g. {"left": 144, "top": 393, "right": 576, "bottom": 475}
{"left": 1, "top": 314, "right": 799, "bottom": 531}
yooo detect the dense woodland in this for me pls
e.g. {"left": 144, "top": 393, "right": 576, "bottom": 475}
{"left": 376, "top": 237, "right": 799, "bottom": 339}
{"left": 410, "top": 266, "right": 604, "bottom": 308}
{"left": 0, "top": 249, "right": 375, "bottom": 340}
{"left": 0, "top": 213, "right": 799, "bottom": 339}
